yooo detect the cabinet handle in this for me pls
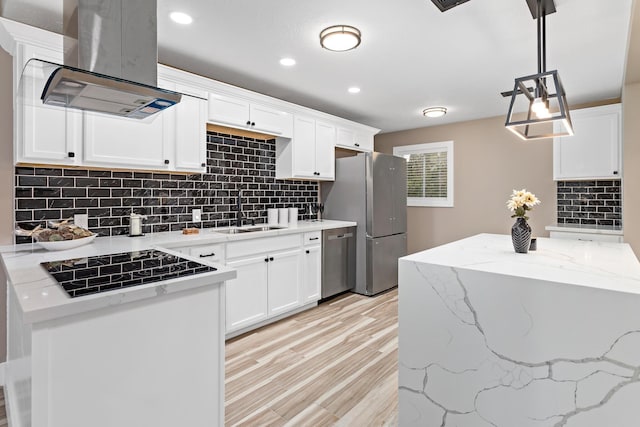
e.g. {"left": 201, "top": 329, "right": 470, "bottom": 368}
{"left": 264, "top": 258, "right": 269, "bottom": 262}
{"left": 355, "top": 143, "right": 360, "bottom": 147}
{"left": 309, "top": 237, "right": 319, "bottom": 241}
{"left": 199, "top": 253, "right": 215, "bottom": 258}
{"left": 246, "top": 120, "right": 251, "bottom": 125}
{"left": 201, "top": 162, "right": 206, "bottom": 168}
{"left": 164, "top": 159, "right": 170, "bottom": 165}
{"left": 68, "top": 151, "right": 75, "bottom": 158}
{"left": 251, "top": 122, "right": 256, "bottom": 126}
{"left": 306, "top": 250, "right": 310, "bottom": 254}
{"left": 269, "top": 257, "right": 274, "bottom": 261}
{"left": 613, "top": 171, "right": 619, "bottom": 175}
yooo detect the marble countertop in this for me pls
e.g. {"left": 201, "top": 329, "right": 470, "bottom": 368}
{"left": 545, "top": 223, "right": 624, "bottom": 235}
{"left": 401, "top": 233, "right": 640, "bottom": 295}
{"left": 1, "top": 220, "right": 356, "bottom": 324}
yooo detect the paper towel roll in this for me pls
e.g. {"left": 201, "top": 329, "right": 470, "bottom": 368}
{"left": 278, "top": 208, "right": 289, "bottom": 226}
{"left": 288, "top": 207, "right": 298, "bottom": 226}
{"left": 267, "top": 209, "right": 279, "bottom": 225}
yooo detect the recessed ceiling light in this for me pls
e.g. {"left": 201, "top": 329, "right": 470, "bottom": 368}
{"left": 170, "top": 11, "right": 193, "bottom": 25}
{"left": 423, "top": 107, "right": 447, "bottom": 118}
{"left": 348, "top": 87, "right": 361, "bottom": 94}
{"left": 279, "top": 58, "right": 296, "bottom": 67}
{"left": 319, "top": 25, "right": 361, "bottom": 52}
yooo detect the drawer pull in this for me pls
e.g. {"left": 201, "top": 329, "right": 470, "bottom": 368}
{"left": 199, "top": 253, "right": 216, "bottom": 258}
{"left": 306, "top": 250, "right": 310, "bottom": 254}
{"left": 309, "top": 237, "right": 319, "bottom": 241}
{"left": 264, "top": 258, "right": 269, "bottom": 262}
{"left": 269, "top": 257, "right": 274, "bottom": 261}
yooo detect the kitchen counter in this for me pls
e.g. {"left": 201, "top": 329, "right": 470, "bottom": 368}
{"left": 1, "top": 219, "right": 355, "bottom": 427}
{"left": 0, "top": 219, "right": 355, "bottom": 324}
{"left": 398, "top": 234, "right": 640, "bottom": 427}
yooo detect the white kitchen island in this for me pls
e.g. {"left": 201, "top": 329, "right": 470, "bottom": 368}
{"left": 1, "top": 239, "right": 236, "bottom": 427}
{"left": 398, "top": 233, "right": 640, "bottom": 427}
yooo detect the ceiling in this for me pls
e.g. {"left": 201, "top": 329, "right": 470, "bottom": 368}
{"left": 0, "top": 0, "right": 636, "bottom": 133}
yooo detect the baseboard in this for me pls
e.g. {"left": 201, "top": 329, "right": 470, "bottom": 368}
{"left": 0, "top": 362, "right": 5, "bottom": 386}
{"left": 225, "top": 302, "right": 318, "bottom": 340}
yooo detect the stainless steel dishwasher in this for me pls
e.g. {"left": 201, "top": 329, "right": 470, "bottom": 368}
{"left": 321, "top": 226, "right": 356, "bottom": 299}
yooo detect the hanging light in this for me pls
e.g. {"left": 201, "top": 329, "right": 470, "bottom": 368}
{"left": 504, "top": 0, "right": 573, "bottom": 140}
{"left": 319, "top": 25, "right": 361, "bottom": 52}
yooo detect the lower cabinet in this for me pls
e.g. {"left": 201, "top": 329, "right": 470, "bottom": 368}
{"left": 226, "top": 255, "right": 269, "bottom": 332}
{"left": 301, "top": 243, "right": 321, "bottom": 303}
{"left": 267, "top": 248, "right": 302, "bottom": 316}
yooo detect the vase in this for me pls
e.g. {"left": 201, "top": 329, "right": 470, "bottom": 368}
{"left": 511, "top": 217, "right": 532, "bottom": 254}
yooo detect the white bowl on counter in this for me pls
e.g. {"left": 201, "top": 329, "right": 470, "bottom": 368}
{"left": 37, "top": 233, "right": 97, "bottom": 251}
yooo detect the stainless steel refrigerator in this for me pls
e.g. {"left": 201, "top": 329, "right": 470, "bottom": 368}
{"left": 321, "top": 152, "right": 407, "bottom": 296}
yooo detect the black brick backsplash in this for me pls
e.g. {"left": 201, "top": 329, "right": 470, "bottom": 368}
{"left": 557, "top": 180, "right": 622, "bottom": 227}
{"left": 15, "top": 132, "right": 319, "bottom": 244}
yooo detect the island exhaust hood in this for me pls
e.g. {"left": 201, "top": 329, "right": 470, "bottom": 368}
{"left": 39, "top": 0, "right": 181, "bottom": 119}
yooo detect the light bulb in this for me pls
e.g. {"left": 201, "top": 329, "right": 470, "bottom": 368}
{"left": 531, "top": 97, "right": 550, "bottom": 119}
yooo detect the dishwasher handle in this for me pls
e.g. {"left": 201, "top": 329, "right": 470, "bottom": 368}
{"left": 327, "top": 232, "right": 353, "bottom": 241}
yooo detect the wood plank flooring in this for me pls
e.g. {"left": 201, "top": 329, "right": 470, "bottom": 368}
{"left": 225, "top": 289, "right": 399, "bottom": 426}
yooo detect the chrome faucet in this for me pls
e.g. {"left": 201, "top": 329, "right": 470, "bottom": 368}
{"left": 236, "top": 189, "right": 245, "bottom": 227}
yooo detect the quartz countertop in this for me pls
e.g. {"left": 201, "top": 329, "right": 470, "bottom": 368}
{"left": 1, "top": 220, "right": 356, "bottom": 324}
{"left": 401, "top": 233, "right": 640, "bottom": 295}
{"left": 545, "top": 223, "right": 623, "bottom": 235}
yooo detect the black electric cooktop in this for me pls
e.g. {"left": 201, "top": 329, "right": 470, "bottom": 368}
{"left": 41, "top": 249, "right": 217, "bottom": 298}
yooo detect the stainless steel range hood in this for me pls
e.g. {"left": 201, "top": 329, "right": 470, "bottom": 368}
{"left": 39, "top": 0, "right": 181, "bottom": 119}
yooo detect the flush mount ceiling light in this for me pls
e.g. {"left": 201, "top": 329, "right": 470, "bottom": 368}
{"left": 279, "top": 58, "right": 296, "bottom": 66}
{"left": 504, "top": 0, "right": 573, "bottom": 140}
{"left": 170, "top": 11, "right": 193, "bottom": 25}
{"left": 319, "top": 25, "right": 361, "bottom": 52}
{"left": 348, "top": 87, "right": 361, "bottom": 94}
{"left": 423, "top": 107, "right": 447, "bottom": 118}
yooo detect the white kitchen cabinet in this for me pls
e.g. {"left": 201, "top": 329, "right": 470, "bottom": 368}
{"left": 267, "top": 248, "right": 302, "bottom": 316}
{"left": 165, "top": 81, "right": 207, "bottom": 173}
{"left": 336, "top": 126, "right": 374, "bottom": 152}
{"left": 208, "top": 92, "right": 293, "bottom": 137}
{"left": 548, "top": 230, "right": 623, "bottom": 243}
{"left": 276, "top": 115, "right": 336, "bottom": 180}
{"left": 16, "top": 44, "right": 82, "bottom": 166}
{"left": 189, "top": 244, "right": 225, "bottom": 263}
{"left": 83, "top": 105, "right": 173, "bottom": 170}
{"left": 226, "top": 255, "right": 270, "bottom": 332}
{"left": 302, "top": 232, "right": 321, "bottom": 303}
{"left": 553, "top": 104, "right": 622, "bottom": 180}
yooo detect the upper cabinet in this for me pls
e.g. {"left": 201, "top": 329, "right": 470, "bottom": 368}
{"left": 275, "top": 115, "right": 336, "bottom": 181}
{"left": 208, "top": 93, "right": 293, "bottom": 138}
{"left": 553, "top": 104, "right": 622, "bottom": 181}
{"left": 336, "top": 126, "right": 374, "bottom": 152}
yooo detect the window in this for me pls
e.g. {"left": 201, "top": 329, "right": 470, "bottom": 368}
{"left": 393, "top": 141, "right": 453, "bottom": 207}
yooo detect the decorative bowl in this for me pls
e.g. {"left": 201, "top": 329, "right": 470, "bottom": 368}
{"left": 37, "top": 233, "right": 97, "bottom": 251}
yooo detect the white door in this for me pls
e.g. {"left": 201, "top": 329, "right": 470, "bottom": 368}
{"left": 314, "top": 120, "right": 336, "bottom": 179}
{"left": 226, "top": 256, "right": 269, "bottom": 333}
{"left": 174, "top": 84, "right": 207, "bottom": 172}
{"left": 83, "top": 108, "right": 173, "bottom": 169}
{"left": 18, "top": 45, "right": 82, "bottom": 165}
{"left": 250, "top": 103, "right": 293, "bottom": 137}
{"left": 292, "top": 116, "right": 317, "bottom": 178}
{"left": 207, "top": 93, "right": 250, "bottom": 129}
{"left": 267, "top": 249, "right": 301, "bottom": 316}
{"left": 302, "top": 245, "right": 321, "bottom": 303}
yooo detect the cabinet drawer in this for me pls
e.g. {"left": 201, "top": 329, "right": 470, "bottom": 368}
{"left": 226, "top": 234, "right": 301, "bottom": 259}
{"left": 549, "top": 231, "right": 623, "bottom": 243}
{"left": 189, "top": 244, "right": 225, "bottom": 262}
{"left": 303, "top": 231, "right": 321, "bottom": 246}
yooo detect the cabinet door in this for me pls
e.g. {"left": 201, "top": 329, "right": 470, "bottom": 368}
{"left": 553, "top": 104, "right": 621, "bottom": 180}
{"left": 267, "top": 249, "right": 301, "bottom": 316}
{"left": 226, "top": 256, "right": 269, "bottom": 333}
{"left": 314, "top": 120, "right": 336, "bottom": 180}
{"left": 207, "top": 93, "right": 250, "bottom": 129}
{"left": 83, "top": 110, "right": 173, "bottom": 169}
{"left": 17, "top": 44, "right": 82, "bottom": 165}
{"left": 354, "top": 130, "right": 374, "bottom": 152}
{"left": 292, "top": 116, "right": 317, "bottom": 178}
{"left": 250, "top": 103, "right": 293, "bottom": 138}
{"left": 336, "top": 127, "right": 356, "bottom": 150}
{"left": 174, "top": 84, "right": 207, "bottom": 172}
{"left": 301, "top": 245, "right": 321, "bottom": 303}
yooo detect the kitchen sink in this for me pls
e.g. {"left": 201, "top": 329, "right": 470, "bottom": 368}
{"left": 214, "top": 226, "right": 285, "bottom": 234}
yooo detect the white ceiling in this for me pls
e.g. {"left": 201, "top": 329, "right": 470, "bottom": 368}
{"left": 1, "top": 0, "right": 635, "bottom": 133}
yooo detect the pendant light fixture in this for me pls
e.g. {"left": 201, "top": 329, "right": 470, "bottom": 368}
{"left": 504, "top": 0, "right": 573, "bottom": 140}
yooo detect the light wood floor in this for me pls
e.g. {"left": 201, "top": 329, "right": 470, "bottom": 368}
{"left": 0, "top": 387, "right": 7, "bottom": 426}
{"left": 225, "top": 289, "right": 399, "bottom": 426}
